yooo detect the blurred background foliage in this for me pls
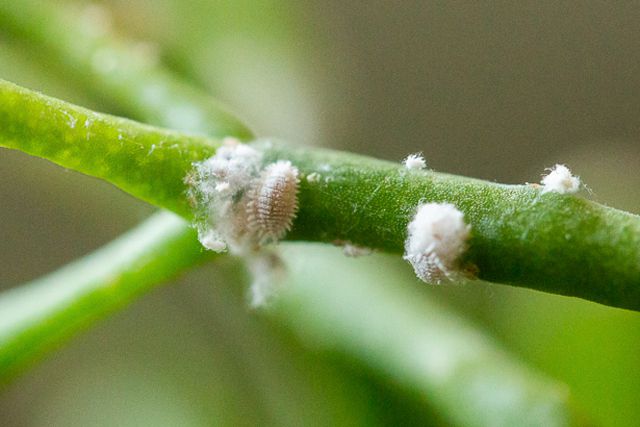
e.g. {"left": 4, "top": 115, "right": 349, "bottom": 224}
{"left": 1, "top": 1, "right": 640, "bottom": 426}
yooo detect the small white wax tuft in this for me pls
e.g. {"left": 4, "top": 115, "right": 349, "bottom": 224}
{"left": 198, "top": 229, "right": 227, "bottom": 253}
{"left": 248, "top": 252, "right": 286, "bottom": 308}
{"left": 215, "top": 182, "right": 230, "bottom": 193}
{"left": 541, "top": 164, "right": 580, "bottom": 194}
{"left": 403, "top": 153, "right": 427, "bottom": 170}
{"left": 343, "top": 243, "right": 373, "bottom": 258}
{"left": 306, "top": 172, "right": 321, "bottom": 183}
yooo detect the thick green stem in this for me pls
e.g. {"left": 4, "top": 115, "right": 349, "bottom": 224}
{"left": 262, "top": 142, "right": 640, "bottom": 311}
{"left": 2, "top": 79, "right": 640, "bottom": 311}
{"left": 0, "top": 79, "right": 215, "bottom": 216}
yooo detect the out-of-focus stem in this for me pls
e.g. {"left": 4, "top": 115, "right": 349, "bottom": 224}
{"left": 0, "top": 0, "right": 253, "bottom": 140}
{"left": 0, "top": 212, "right": 212, "bottom": 381}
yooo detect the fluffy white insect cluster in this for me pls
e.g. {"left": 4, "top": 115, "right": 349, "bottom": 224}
{"left": 403, "top": 203, "right": 470, "bottom": 284}
{"left": 190, "top": 137, "right": 263, "bottom": 252}
{"left": 190, "top": 138, "right": 300, "bottom": 253}
{"left": 541, "top": 164, "right": 580, "bottom": 194}
{"left": 403, "top": 153, "right": 427, "bottom": 170}
{"left": 189, "top": 139, "right": 300, "bottom": 307}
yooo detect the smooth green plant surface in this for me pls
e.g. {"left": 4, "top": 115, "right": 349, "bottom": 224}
{"left": 1, "top": 1, "right": 637, "bottom": 426}
{"left": 278, "top": 245, "right": 574, "bottom": 427}
{"left": 0, "top": 0, "right": 253, "bottom": 140}
{"left": 0, "top": 212, "right": 212, "bottom": 382}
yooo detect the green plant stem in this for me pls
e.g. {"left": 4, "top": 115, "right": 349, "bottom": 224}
{"left": 0, "top": 0, "right": 253, "bottom": 140}
{"left": 2, "top": 79, "right": 640, "bottom": 311}
{"left": 263, "top": 142, "right": 640, "bottom": 311}
{"left": 0, "top": 212, "right": 578, "bottom": 425}
{"left": 0, "top": 79, "right": 215, "bottom": 216}
{"left": 278, "top": 244, "right": 576, "bottom": 427}
{"left": 0, "top": 36, "right": 382, "bottom": 427}
{"left": 0, "top": 7, "right": 584, "bottom": 422}
{"left": 0, "top": 211, "right": 212, "bottom": 381}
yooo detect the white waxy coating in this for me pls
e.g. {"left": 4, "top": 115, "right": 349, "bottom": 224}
{"left": 215, "top": 182, "right": 230, "bottom": 193}
{"left": 541, "top": 164, "right": 580, "bottom": 194}
{"left": 403, "top": 203, "right": 470, "bottom": 284}
{"left": 306, "top": 172, "right": 321, "bottom": 183}
{"left": 191, "top": 142, "right": 263, "bottom": 252}
{"left": 248, "top": 251, "right": 286, "bottom": 307}
{"left": 343, "top": 243, "right": 373, "bottom": 257}
{"left": 403, "top": 153, "right": 427, "bottom": 170}
{"left": 198, "top": 228, "right": 227, "bottom": 252}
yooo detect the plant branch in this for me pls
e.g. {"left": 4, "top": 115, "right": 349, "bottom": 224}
{"left": 263, "top": 142, "right": 640, "bottom": 311}
{"left": 0, "top": 6, "right": 585, "bottom": 422}
{"left": 2, "top": 79, "right": 640, "bottom": 311}
{"left": 0, "top": 211, "right": 213, "bottom": 381}
{"left": 0, "top": 79, "right": 215, "bottom": 216}
{"left": 0, "top": 211, "right": 578, "bottom": 425}
{"left": 0, "top": 0, "right": 253, "bottom": 140}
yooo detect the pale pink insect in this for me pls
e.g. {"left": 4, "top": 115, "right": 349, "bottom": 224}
{"left": 246, "top": 160, "right": 300, "bottom": 244}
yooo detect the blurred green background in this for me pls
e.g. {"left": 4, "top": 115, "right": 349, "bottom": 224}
{"left": 1, "top": 1, "right": 640, "bottom": 426}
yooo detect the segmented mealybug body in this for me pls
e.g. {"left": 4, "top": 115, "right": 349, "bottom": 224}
{"left": 247, "top": 161, "right": 300, "bottom": 244}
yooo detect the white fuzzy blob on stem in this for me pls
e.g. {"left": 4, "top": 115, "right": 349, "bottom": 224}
{"left": 247, "top": 251, "right": 286, "bottom": 308}
{"left": 541, "top": 164, "right": 580, "bottom": 194}
{"left": 189, "top": 141, "right": 300, "bottom": 254}
{"left": 403, "top": 153, "right": 427, "bottom": 170}
{"left": 343, "top": 243, "right": 373, "bottom": 258}
{"left": 189, "top": 142, "right": 263, "bottom": 252}
{"left": 188, "top": 142, "right": 300, "bottom": 308}
{"left": 403, "top": 203, "right": 470, "bottom": 284}
{"left": 306, "top": 172, "right": 321, "bottom": 183}
{"left": 197, "top": 228, "right": 227, "bottom": 252}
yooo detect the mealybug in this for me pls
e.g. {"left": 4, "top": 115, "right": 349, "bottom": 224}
{"left": 403, "top": 203, "right": 470, "bottom": 284}
{"left": 246, "top": 160, "right": 300, "bottom": 245}
{"left": 541, "top": 164, "right": 580, "bottom": 194}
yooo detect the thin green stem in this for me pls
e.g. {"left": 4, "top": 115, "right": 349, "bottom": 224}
{"left": 0, "top": 0, "right": 253, "bottom": 140}
{"left": 0, "top": 212, "right": 212, "bottom": 381}
{"left": 278, "top": 244, "right": 577, "bottom": 426}
{"left": 0, "top": 212, "right": 578, "bottom": 425}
